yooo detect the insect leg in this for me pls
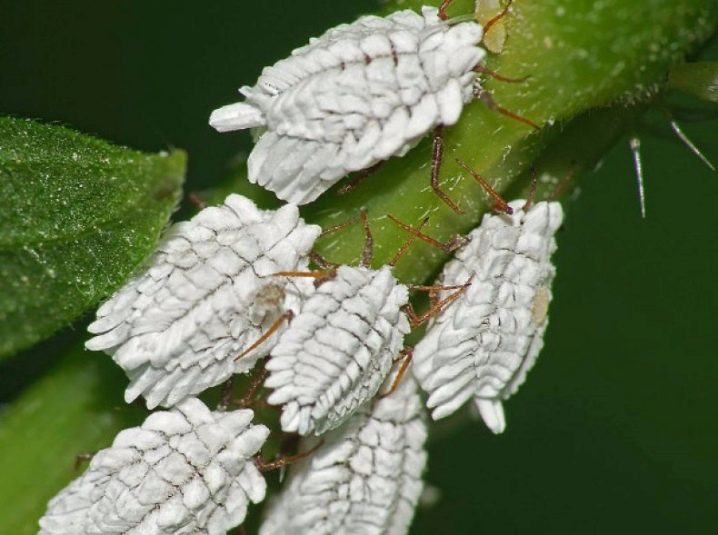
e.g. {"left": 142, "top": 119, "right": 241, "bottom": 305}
{"left": 187, "top": 191, "right": 207, "bottom": 210}
{"left": 455, "top": 158, "right": 513, "bottom": 214}
{"left": 438, "top": 0, "right": 454, "bottom": 21}
{"left": 336, "top": 162, "right": 384, "bottom": 196}
{"left": 474, "top": 86, "right": 540, "bottom": 130}
{"left": 359, "top": 208, "right": 374, "bottom": 268}
{"left": 404, "top": 278, "right": 472, "bottom": 328}
{"left": 522, "top": 166, "right": 539, "bottom": 212}
{"left": 431, "top": 127, "right": 465, "bottom": 214}
{"left": 387, "top": 214, "right": 467, "bottom": 254}
{"left": 216, "top": 376, "right": 236, "bottom": 411}
{"left": 380, "top": 347, "right": 414, "bottom": 398}
{"left": 236, "top": 362, "right": 271, "bottom": 408}
{"left": 474, "top": 64, "right": 529, "bottom": 84}
{"left": 483, "top": 0, "right": 513, "bottom": 35}
{"left": 235, "top": 311, "right": 294, "bottom": 361}
{"left": 254, "top": 439, "right": 324, "bottom": 473}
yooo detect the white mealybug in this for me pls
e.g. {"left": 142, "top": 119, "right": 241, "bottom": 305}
{"left": 265, "top": 263, "right": 411, "bottom": 436}
{"left": 262, "top": 211, "right": 466, "bottom": 436}
{"left": 259, "top": 377, "right": 428, "bottom": 535}
{"left": 209, "top": 6, "right": 486, "bottom": 205}
{"left": 86, "top": 194, "right": 321, "bottom": 409}
{"left": 411, "top": 181, "right": 563, "bottom": 433}
{"left": 39, "top": 398, "right": 269, "bottom": 535}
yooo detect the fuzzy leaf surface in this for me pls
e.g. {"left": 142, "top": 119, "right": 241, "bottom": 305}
{"left": 0, "top": 117, "right": 185, "bottom": 358}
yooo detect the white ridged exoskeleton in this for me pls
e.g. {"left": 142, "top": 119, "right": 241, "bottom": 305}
{"left": 86, "top": 194, "right": 321, "bottom": 409}
{"left": 409, "top": 165, "right": 563, "bottom": 433}
{"left": 262, "top": 210, "right": 468, "bottom": 436}
{"left": 209, "top": 6, "right": 489, "bottom": 205}
{"left": 39, "top": 398, "right": 269, "bottom": 535}
{"left": 259, "top": 377, "right": 428, "bottom": 535}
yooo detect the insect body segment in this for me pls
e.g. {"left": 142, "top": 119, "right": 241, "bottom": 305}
{"left": 39, "top": 398, "right": 269, "bottom": 535}
{"left": 210, "top": 7, "right": 485, "bottom": 205}
{"left": 86, "top": 195, "right": 321, "bottom": 409}
{"left": 259, "top": 377, "right": 427, "bottom": 535}
{"left": 412, "top": 199, "right": 563, "bottom": 433}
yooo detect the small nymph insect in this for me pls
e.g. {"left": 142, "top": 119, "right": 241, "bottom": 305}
{"left": 403, "top": 163, "right": 563, "bottom": 433}
{"left": 210, "top": 3, "right": 533, "bottom": 207}
{"left": 86, "top": 194, "right": 321, "bottom": 409}
{"left": 259, "top": 377, "right": 428, "bottom": 535}
{"left": 39, "top": 398, "right": 269, "bottom": 535}
{"left": 259, "top": 211, "right": 468, "bottom": 436}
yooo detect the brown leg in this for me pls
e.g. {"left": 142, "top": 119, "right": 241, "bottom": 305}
{"left": 483, "top": 0, "right": 513, "bottom": 35}
{"left": 380, "top": 347, "right": 414, "bottom": 398}
{"left": 438, "top": 0, "right": 454, "bottom": 21}
{"left": 337, "top": 162, "right": 384, "bottom": 196}
{"left": 273, "top": 270, "right": 334, "bottom": 279}
{"left": 549, "top": 166, "right": 578, "bottom": 201}
{"left": 359, "top": 209, "right": 374, "bottom": 268}
{"left": 254, "top": 439, "right": 324, "bottom": 473}
{"left": 387, "top": 214, "right": 467, "bottom": 254}
{"left": 319, "top": 215, "right": 361, "bottom": 238}
{"left": 522, "top": 166, "right": 539, "bottom": 212}
{"left": 309, "top": 251, "right": 340, "bottom": 270}
{"left": 314, "top": 208, "right": 374, "bottom": 269}
{"left": 235, "top": 311, "right": 293, "bottom": 362}
{"left": 408, "top": 282, "right": 471, "bottom": 292}
{"left": 217, "top": 376, "right": 236, "bottom": 411}
{"left": 237, "top": 362, "right": 270, "bottom": 409}
{"left": 474, "top": 64, "right": 529, "bottom": 84}
{"left": 475, "top": 86, "right": 540, "bottom": 130}
{"left": 404, "top": 278, "right": 472, "bottom": 328}
{"left": 431, "top": 127, "right": 465, "bottom": 214}
{"left": 188, "top": 192, "right": 207, "bottom": 210}
{"left": 387, "top": 217, "right": 428, "bottom": 267}
{"left": 455, "top": 159, "right": 513, "bottom": 214}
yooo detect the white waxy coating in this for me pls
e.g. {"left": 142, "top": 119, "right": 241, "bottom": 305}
{"left": 259, "top": 377, "right": 427, "bottom": 535}
{"left": 265, "top": 265, "right": 410, "bottom": 436}
{"left": 39, "top": 398, "right": 269, "bottom": 535}
{"left": 413, "top": 200, "right": 563, "bottom": 433}
{"left": 86, "top": 194, "right": 321, "bottom": 409}
{"left": 210, "top": 7, "right": 485, "bottom": 204}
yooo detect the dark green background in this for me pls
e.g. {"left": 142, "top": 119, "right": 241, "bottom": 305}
{"left": 1, "top": 1, "right": 717, "bottom": 533}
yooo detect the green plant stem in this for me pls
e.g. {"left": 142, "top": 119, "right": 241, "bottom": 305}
{"left": 298, "top": 0, "right": 718, "bottom": 282}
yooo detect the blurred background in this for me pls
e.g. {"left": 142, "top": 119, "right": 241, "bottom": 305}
{"left": 1, "top": 0, "right": 717, "bottom": 533}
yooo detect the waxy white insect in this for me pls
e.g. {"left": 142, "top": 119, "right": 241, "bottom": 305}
{"left": 209, "top": 6, "right": 486, "bottom": 205}
{"left": 412, "top": 199, "right": 563, "bottom": 433}
{"left": 261, "top": 210, "right": 467, "bottom": 436}
{"left": 259, "top": 377, "right": 428, "bottom": 535}
{"left": 39, "top": 398, "right": 269, "bottom": 535}
{"left": 86, "top": 194, "right": 321, "bottom": 409}
{"left": 265, "top": 264, "right": 411, "bottom": 436}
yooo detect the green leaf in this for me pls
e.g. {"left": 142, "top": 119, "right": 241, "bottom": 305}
{"left": 0, "top": 117, "right": 185, "bottom": 358}
{"left": 668, "top": 61, "right": 718, "bottom": 102}
{"left": 0, "top": 339, "right": 145, "bottom": 534}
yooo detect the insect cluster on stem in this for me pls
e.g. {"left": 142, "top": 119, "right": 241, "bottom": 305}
{"left": 40, "top": 2, "right": 565, "bottom": 534}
